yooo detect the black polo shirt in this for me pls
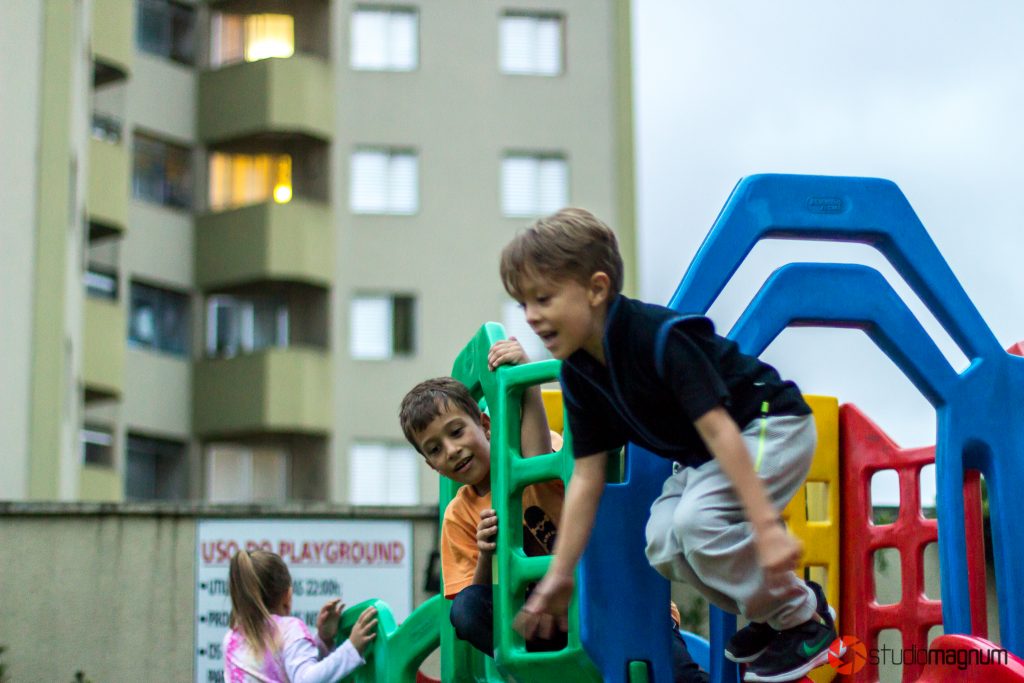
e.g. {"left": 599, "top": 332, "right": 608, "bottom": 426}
{"left": 560, "top": 295, "right": 810, "bottom": 468}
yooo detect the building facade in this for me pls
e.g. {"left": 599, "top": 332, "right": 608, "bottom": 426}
{"left": 0, "top": 0, "right": 636, "bottom": 507}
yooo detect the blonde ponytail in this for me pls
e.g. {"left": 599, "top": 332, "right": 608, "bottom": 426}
{"left": 228, "top": 550, "right": 292, "bottom": 654}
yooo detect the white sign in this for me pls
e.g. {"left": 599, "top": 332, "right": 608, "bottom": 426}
{"left": 195, "top": 518, "right": 413, "bottom": 683}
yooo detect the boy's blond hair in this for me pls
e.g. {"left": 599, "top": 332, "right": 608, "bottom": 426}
{"left": 500, "top": 207, "right": 624, "bottom": 300}
{"left": 399, "top": 377, "right": 483, "bottom": 454}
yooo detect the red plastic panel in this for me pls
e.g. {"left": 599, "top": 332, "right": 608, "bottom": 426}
{"left": 916, "top": 635, "right": 1024, "bottom": 682}
{"left": 1008, "top": 342, "right": 1024, "bottom": 357}
{"left": 838, "top": 405, "right": 987, "bottom": 682}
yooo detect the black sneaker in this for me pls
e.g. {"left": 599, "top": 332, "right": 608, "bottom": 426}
{"left": 742, "top": 583, "right": 841, "bottom": 682}
{"left": 725, "top": 621, "right": 776, "bottom": 663}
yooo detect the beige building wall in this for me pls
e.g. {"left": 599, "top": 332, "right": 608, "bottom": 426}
{"left": 1, "top": 0, "right": 92, "bottom": 501}
{"left": 1, "top": 0, "right": 635, "bottom": 510}
{"left": 331, "top": 0, "right": 634, "bottom": 505}
{"left": 0, "top": 0, "right": 44, "bottom": 500}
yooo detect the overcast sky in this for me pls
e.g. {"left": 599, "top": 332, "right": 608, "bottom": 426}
{"left": 633, "top": 1, "right": 1024, "bottom": 504}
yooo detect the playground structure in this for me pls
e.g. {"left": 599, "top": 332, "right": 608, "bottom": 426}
{"left": 337, "top": 175, "right": 1024, "bottom": 682}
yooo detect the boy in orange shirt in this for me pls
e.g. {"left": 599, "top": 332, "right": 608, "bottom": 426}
{"left": 399, "top": 338, "right": 708, "bottom": 682}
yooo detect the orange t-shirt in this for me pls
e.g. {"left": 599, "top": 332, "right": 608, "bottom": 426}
{"left": 441, "top": 478, "right": 564, "bottom": 599}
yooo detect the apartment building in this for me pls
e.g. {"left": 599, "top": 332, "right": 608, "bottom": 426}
{"left": 0, "top": 0, "right": 636, "bottom": 507}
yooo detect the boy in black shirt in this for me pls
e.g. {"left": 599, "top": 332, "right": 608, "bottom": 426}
{"left": 503, "top": 208, "right": 840, "bottom": 683}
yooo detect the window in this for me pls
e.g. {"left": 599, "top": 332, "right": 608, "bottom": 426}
{"left": 500, "top": 12, "right": 562, "bottom": 76}
{"left": 501, "top": 154, "right": 568, "bottom": 217}
{"left": 209, "top": 153, "right": 292, "bottom": 211}
{"left": 206, "top": 295, "right": 288, "bottom": 358}
{"left": 206, "top": 445, "right": 288, "bottom": 503}
{"left": 125, "top": 434, "right": 188, "bottom": 501}
{"left": 502, "top": 301, "right": 552, "bottom": 362}
{"left": 350, "top": 294, "right": 415, "bottom": 359}
{"left": 91, "top": 112, "right": 123, "bottom": 144}
{"left": 132, "top": 132, "right": 192, "bottom": 209}
{"left": 350, "top": 149, "right": 418, "bottom": 214}
{"left": 349, "top": 442, "right": 419, "bottom": 505}
{"left": 211, "top": 13, "right": 295, "bottom": 67}
{"left": 129, "top": 281, "right": 191, "bottom": 356}
{"left": 81, "top": 426, "right": 114, "bottom": 467}
{"left": 84, "top": 268, "right": 118, "bottom": 300}
{"left": 137, "top": 0, "right": 196, "bottom": 66}
{"left": 350, "top": 8, "right": 418, "bottom": 71}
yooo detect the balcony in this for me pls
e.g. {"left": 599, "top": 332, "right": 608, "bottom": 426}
{"left": 198, "top": 55, "right": 333, "bottom": 145}
{"left": 88, "top": 132, "right": 130, "bottom": 239}
{"left": 91, "top": 0, "right": 133, "bottom": 85}
{"left": 193, "top": 347, "right": 331, "bottom": 438}
{"left": 195, "top": 199, "right": 333, "bottom": 291}
{"left": 84, "top": 297, "right": 126, "bottom": 400}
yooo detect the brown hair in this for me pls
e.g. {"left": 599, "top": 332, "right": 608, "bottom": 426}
{"left": 399, "top": 377, "right": 483, "bottom": 454}
{"left": 500, "top": 207, "right": 624, "bottom": 300}
{"left": 228, "top": 550, "right": 292, "bottom": 654}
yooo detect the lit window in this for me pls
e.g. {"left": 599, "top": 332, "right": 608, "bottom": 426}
{"left": 349, "top": 294, "right": 415, "bottom": 360}
{"left": 500, "top": 13, "right": 562, "bottom": 76}
{"left": 502, "top": 301, "right": 552, "bottom": 362}
{"left": 349, "top": 442, "right": 419, "bottom": 505}
{"left": 126, "top": 434, "right": 188, "bottom": 501}
{"left": 350, "top": 149, "right": 418, "bottom": 215}
{"left": 350, "top": 8, "right": 418, "bottom": 71}
{"left": 501, "top": 153, "right": 568, "bottom": 217}
{"left": 137, "top": 0, "right": 196, "bottom": 66}
{"left": 208, "top": 153, "right": 292, "bottom": 211}
{"left": 206, "top": 444, "right": 288, "bottom": 503}
{"left": 132, "top": 132, "right": 192, "bottom": 209}
{"left": 211, "top": 13, "right": 295, "bottom": 67}
{"left": 81, "top": 426, "right": 114, "bottom": 467}
{"left": 129, "top": 281, "right": 191, "bottom": 357}
{"left": 206, "top": 295, "right": 288, "bottom": 358}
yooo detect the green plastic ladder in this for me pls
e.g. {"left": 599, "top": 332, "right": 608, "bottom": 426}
{"left": 446, "top": 323, "right": 602, "bottom": 683}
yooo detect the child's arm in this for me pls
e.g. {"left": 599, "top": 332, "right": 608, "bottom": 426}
{"left": 283, "top": 607, "right": 378, "bottom": 683}
{"left": 513, "top": 450, "right": 607, "bottom": 640}
{"left": 694, "top": 406, "right": 803, "bottom": 573}
{"left": 488, "top": 338, "right": 553, "bottom": 457}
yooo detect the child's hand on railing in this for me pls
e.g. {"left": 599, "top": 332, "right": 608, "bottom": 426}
{"left": 348, "top": 606, "right": 379, "bottom": 655}
{"left": 476, "top": 508, "right": 498, "bottom": 554}
{"left": 488, "top": 337, "right": 529, "bottom": 370}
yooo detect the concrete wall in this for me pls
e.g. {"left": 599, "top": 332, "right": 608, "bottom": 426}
{"left": 0, "top": 505, "right": 438, "bottom": 682}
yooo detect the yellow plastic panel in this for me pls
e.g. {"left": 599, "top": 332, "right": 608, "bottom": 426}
{"left": 541, "top": 389, "right": 564, "bottom": 435}
{"left": 781, "top": 395, "right": 841, "bottom": 683}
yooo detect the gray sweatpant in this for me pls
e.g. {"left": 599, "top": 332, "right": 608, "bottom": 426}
{"left": 644, "top": 413, "right": 818, "bottom": 631}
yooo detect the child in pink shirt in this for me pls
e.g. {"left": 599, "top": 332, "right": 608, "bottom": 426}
{"left": 223, "top": 549, "right": 377, "bottom": 683}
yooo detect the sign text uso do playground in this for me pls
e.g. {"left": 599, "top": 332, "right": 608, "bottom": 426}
{"left": 201, "top": 536, "right": 406, "bottom": 567}
{"left": 194, "top": 519, "right": 412, "bottom": 683}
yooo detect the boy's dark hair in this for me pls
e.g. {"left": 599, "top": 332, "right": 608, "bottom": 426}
{"left": 400, "top": 377, "right": 483, "bottom": 454}
{"left": 500, "top": 207, "right": 624, "bottom": 300}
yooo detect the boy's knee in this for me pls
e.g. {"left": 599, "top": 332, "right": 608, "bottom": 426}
{"left": 671, "top": 499, "right": 705, "bottom": 547}
{"left": 645, "top": 504, "right": 678, "bottom": 559}
{"left": 450, "top": 585, "right": 491, "bottom": 632}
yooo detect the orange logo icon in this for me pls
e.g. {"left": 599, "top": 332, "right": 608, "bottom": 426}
{"left": 828, "top": 636, "right": 868, "bottom": 674}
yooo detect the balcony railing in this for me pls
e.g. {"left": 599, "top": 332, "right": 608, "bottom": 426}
{"left": 193, "top": 347, "right": 332, "bottom": 438}
{"left": 198, "top": 54, "right": 333, "bottom": 145}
